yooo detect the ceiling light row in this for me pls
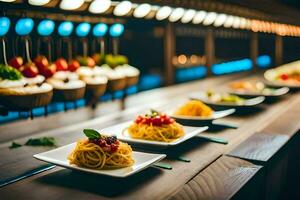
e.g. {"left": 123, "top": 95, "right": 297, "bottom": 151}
{"left": 1, "top": 0, "right": 300, "bottom": 36}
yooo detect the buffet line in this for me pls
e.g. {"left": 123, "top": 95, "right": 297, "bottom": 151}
{"left": 0, "top": 17, "right": 140, "bottom": 119}
{"left": 31, "top": 61, "right": 300, "bottom": 177}
{"left": 0, "top": 58, "right": 299, "bottom": 189}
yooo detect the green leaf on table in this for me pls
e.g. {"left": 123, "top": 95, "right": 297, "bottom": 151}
{"left": 9, "top": 142, "right": 22, "bottom": 149}
{"left": 83, "top": 129, "right": 101, "bottom": 139}
{"left": 25, "top": 137, "right": 56, "bottom": 146}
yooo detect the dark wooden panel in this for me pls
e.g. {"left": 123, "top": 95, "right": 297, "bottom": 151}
{"left": 169, "top": 156, "right": 264, "bottom": 200}
{"left": 227, "top": 133, "right": 289, "bottom": 162}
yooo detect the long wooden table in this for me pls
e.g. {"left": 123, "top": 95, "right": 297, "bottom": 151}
{"left": 0, "top": 72, "right": 299, "bottom": 200}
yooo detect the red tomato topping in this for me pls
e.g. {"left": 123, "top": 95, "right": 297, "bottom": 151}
{"left": 280, "top": 74, "right": 289, "bottom": 80}
{"left": 134, "top": 113, "right": 175, "bottom": 126}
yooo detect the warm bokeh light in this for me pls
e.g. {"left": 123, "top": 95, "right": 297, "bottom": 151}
{"left": 28, "top": 0, "right": 50, "bottom": 6}
{"left": 178, "top": 54, "right": 187, "bottom": 65}
{"left": 232, "top": 17, "right": 241, "bottom": 29}
{"left": 133, "top": 3, "right": 151, "bottom": 18}
{"left": 169, "top": 8, "right": 185, "bottom": 22}
{"left": 190, "top": 55, "right": 198, "bottom": 64}
{"left": 213, "top": 14, "right": 227, "bottom": 27}
{"left": 156, "top": 6, "right": 172, "bottom": 21}
{"left": 192, "top": 11, "right": 207, "bottom": 24}
{"left": 239, "top": 18, "right": 247, "bottom": 29}
{"left": 223, "top": 16, "right": 234, "bottom": 28}
{"left": 60, "top": 0, "right": 84, "bottom": 10}
{"left": 181, "top": 9, "right": 196, "bottom": 23}
{"left": 89, "top": 0, "right": 111, "bottom": 14}
{"left": 113, "top": 1, "right": 132, "bottom": 16}
{"left": 203, "top": 12, "right": 217, "bottom": 26}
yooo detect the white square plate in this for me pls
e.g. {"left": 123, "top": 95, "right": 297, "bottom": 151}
{"left": 190, "top": 91, "right": 265, "bottom": 108}
{"left": 100, "top": 121, "right": 208, "bottom": 147}
{"left": 34, "top": 143, "right": 166, "bottom": 178}
{"left": 170, "top": 108, "right": 235, "bottom": 121}
{"left": 229, "top": 86, "right": 289, "bottom": 97}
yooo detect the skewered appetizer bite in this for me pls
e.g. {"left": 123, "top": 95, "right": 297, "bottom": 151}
{"left": 68, "top": 129, "right": 134, "bottom": 169}
{"left": 115, "top": 64, "right": 140, "bottom": 87}
{"left": 34, "top": 56, "right": 86, "bottom": 102}
{"left": 0, "top": 63, "right": 53, "bottom": 110}
{"left": 106, "top": 54, "right": 140, "bottom": 88}
{"left": 175, "top": 100, "right": 214, "bottom": 117}
{"left": 127, "top": 110, "right": 184, "bottom": 142}
{"left": 93, "top": 54, "right": 140, "bottom": 91}
{"left": 47, "top": 71, "right": 86, "bottom": 101}
{"left": 94, "top": 54, "right": 126, "bottom": 92}
{"left": 76, "top": 56, "right": 108, "bottom": 101}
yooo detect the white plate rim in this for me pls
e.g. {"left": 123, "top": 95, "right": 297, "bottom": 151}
{"left": 170, "top": 108, "right": 235, "bottom": 121}
{"left": 190, "top": 92, "right": 265, "bottom": 107}
{"left": 228, "top": 86, "right": 290, "bottom": 96}
{"left": 33, "top": 143, "right": 166, "bottom": 178}
{"left": 118, "top": 125, "right": 208, "bottom": 146}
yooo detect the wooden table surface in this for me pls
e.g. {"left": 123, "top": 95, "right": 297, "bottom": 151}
{"left": 0, "top": 72, "right": 299, "bottom": 200}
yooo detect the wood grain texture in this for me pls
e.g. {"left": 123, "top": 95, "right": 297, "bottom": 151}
{"left": 0, "top": 73, "right": 299, "bottom": 200}
{"left": 226, "top": 133, "right": 289, "bottom": 162}
{"left": 169, "top": 156, "right": 263, "bottom": 200}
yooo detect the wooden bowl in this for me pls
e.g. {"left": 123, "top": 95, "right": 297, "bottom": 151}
{"left": 86, "top": 83, "right": 107, "bottom": 98}
{"left": 107, "top": 77, "right": 127, "bottom": 92}
{"left": 126, "top": 75, "right": 139, "bottom": 88}
{"left": 53, "top": 87, "right": 86, "bottom": 102}
{"left": 0, "top": 90, "right": 53, "bottom": 110}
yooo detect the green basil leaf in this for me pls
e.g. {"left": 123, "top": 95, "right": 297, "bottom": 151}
{"left": 25, "top": 137, "right": 56, "bottom": 146}
{"left": 83, "top": 129, "right": 101, "bottom": 139}
{"left": 9, "top": 142, "right": 22, "bottom": 149}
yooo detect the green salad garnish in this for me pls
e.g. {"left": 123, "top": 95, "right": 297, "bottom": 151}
{"left": 83, "top": 129, "right": 102, "bottom": 139}
{"left": 0, "top": 64, "right": 23, "bottom": 80}
{"left": 9, "top": 137, "right": 56, "bottom": 149}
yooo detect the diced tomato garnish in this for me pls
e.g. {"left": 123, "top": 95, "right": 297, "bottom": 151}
{"left": 280, "top": 74, "right": 289, "bottom": 80}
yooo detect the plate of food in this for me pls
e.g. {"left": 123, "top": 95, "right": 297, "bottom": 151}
{"left": 100, "top": 110, "right": 208, "bottom": 147}
{"left": 264, "top": 62, "right": 300, "bottom": 88}
{"left": 190, "top": 90, "right": 265, "bottom": 108}
{"left": 34, "top": 129, "right": 166, "bottom": 177}
{"left": 228, "top": 81, "right": 289, "bottom": 97}
{"left": 170, "top": 100, "right": 235, "bottom": 125}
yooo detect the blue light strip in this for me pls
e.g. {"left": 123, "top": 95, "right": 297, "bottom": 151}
{"left": 175, "top": 66, "right": 207, "bottom": 83}
{"left": 139, "top": 74, "right": 162, "bottom": 91}
{"left": 256, "top": 55, "right": 272, "bottom": 68}
{"left": 212, "top": 58, "right": 252, "bottom": 75}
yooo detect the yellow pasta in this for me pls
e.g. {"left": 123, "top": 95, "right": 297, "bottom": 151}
{"left": 175, "top": 100, "right": 213, "bottom": 117}
{"left": 68, "top": 138, "right": 134, "bottom": 170}
{"left": 127, "top": 122, "right": 184, "bottom": 142}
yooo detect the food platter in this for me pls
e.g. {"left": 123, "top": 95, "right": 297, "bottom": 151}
{"left": 228, "top": 81, "right": 290, "bottom": 97}
{"left": 170, "top": 109, "right": 235, "bottom": 125}
{"left": 101, "top": 121, "right": 208, "bottom": 148}
{"left": 34, "top": 143, "right": 166, "bottom": 178}
{"left": 190, "top": 91, "right": 265, "bottom": 108}
{"left": 264, "top": 64, "right": 300, "bottom": 89}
